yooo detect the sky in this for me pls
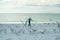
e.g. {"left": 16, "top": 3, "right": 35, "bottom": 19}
{"left": 0, "top": 0, "right": 60, "bottom": 22}
{"left": 0, "top": 0, "right": 60, "bottom": 13}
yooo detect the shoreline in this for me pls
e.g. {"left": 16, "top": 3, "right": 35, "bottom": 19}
{"left": 0, "top": 22, "right": 58, "bottom": 24}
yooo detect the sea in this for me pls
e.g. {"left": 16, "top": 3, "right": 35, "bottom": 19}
{"left": 0, "top": 13, "right": 60, "bottom": 23}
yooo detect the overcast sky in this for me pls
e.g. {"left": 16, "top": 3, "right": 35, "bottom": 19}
{"left": 0, "top": 0, "right": 60, "bottom": 22}
{"left": 0, "top": 0, "right": 60, "bottom": 13}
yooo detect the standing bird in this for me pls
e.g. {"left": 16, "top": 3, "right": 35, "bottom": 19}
{"left": 28, "top": 17, "right": 32, "bottom": 26}
{"left": 25, "top": 17, "right": 32, "bottom": 26}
